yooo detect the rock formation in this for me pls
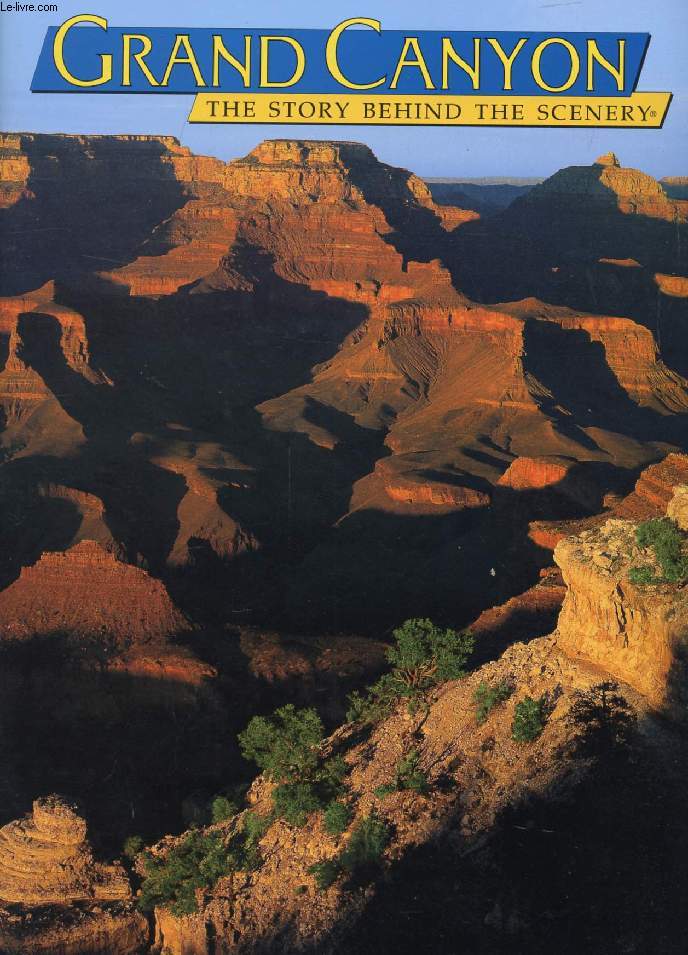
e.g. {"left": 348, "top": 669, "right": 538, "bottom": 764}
{"left": 0, "top": 796, "right": 129, "bottom": 905}
{"left": 451, "top": 154, "right": 688, "bottom": 381}
{"left": 554, "top": 518, "right": 688, "bottom": 708}
{"left": 615, "top": 452, "right": 688, "bottom": 521}
{"left": 0, "top": 539, "right": 188, "bottom": 644}
{"left": 0, "top": 796, "right": 147, "bottom": 954}
{"left": 667, "top": 484, "right": 688, "bottom": 530}
{"left": 594, "top": 152, "right": 621, "bottom": 168}
{"left": 139, "top": 490, "right": 687, "bottom": 953}
{"left": 497, "top": 455, "right": 598, "bottom": 509}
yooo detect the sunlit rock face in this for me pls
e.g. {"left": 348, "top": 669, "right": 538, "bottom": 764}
{"left": 0, "top": 796, "right": 147, "bottom": 955}
{"left": 554, "top": 516, "right": 688, "bottom": 710}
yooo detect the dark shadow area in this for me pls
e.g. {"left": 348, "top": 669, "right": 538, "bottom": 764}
{"left": 0, "top": 623, "right": 387, "bottom": 856}
{"left": 5, "top": 246, "right": 373, "bottom": 577}
{"left": 345, "top": 152, "right": 455, "bottom": 268}
{"left": 0, "top": 479, "right": 83, "bottom": 587}
{"left": 523, "top": 319, "right": 688, "bottom": 447}
{"left": 0, "top": 634, "right": 232, "bottom": 855}
{"left": 415, "top": 467, "right": 493, "bottom": 495}
{"left": 449, "top": 166, "right": 688, "bottom": 382}
{"left": 0, "top": 134, "right": 189, "bottom": 295}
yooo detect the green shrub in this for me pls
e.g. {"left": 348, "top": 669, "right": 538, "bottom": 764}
{"left": 308, "top": 858, "right": 341, "bottom": 891}
{"left": 315, "top": 755, "right": 348, "bottom": 794}
{"left": 310, "top": 814, "right": 391, "bottom": 893}
{"left": 272, "top": 782, "right": 323, "bottom": 827}
{"left": 630, "top": 517, "right": 688, "bottom": 584}
{"left": 232, "top": 812, "right": 270, "bottom": 871}
{"left": 339, "top": 814, "right": 390, "bottom": 874}
{"left": 387, "top": 618, "right": 475, "bottom": 689}
{"left": 628, "top": 565, "right": 657, "bottom": 585}
{"left": 473, "top": 680, "right": 514, "bottom": 724}
{"left": 238, "top": 706, "right": 350, "bottom": 827}
{"left": 138, "top": 812, "right": 270, "bottom": 915}
{"left": 512, "top": 696, "right": 547, "bottom": 743}
{"left": 122, "top": 835, "right": 144, "bottom": 861}
{"left": 346, "top": 619, "right": 474, "bottom": 724}
{"left": 238, "top": 704, "right": 324, "bottom": 783}
{"left": 346, "top": 673, "right": 406, "bottom": 724}
{"left": 374, "top": 783, "right": 398, "bottom": 799}
{"left": 395, "top": 749, "right": 428, "bottom": 792}
{"left": 323, "top": 800, "right": 353, "bottom": 836}
{"left": 138, "top": 831, "right": 230, "bottom": 916}
{"left": 210, "top": 795, "right": 238, "bottom": 824}
{"left": 376, "top": 749, "right": 428, "bottom": 799}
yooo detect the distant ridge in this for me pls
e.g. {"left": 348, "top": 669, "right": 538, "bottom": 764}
{"left": 424, "top": 176, "right": 544, "bottom": 185}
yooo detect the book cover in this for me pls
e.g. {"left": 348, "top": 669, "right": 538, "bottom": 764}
{"left": 0, "top": 3, "right": 686, "bottom": 953}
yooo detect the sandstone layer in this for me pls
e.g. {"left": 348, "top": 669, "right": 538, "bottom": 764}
{"left": 554, "top": 519, "right": 688, "bottom": 708}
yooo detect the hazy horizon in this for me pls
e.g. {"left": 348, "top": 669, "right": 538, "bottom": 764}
{"left": 2, "top": 128, "right": 683, "bottom": 182}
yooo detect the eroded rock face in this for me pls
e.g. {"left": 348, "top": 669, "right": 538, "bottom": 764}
{"left": 497, "top": 455, "right": 599, "bottom": 509}
{"left": 615, "top": 452, "right": 688, "bottom": 521}
{"left": 517, "top": 154, "right": 679, "bottom": 222}
{"left": 0, "top": 797, "right": 147, "bottom": 954}
{"left": 451, "top": 156, "right": 688, "bottom": 382}
{"left": 0, "top": 796, "right": 129, "bottom": 905}
{"left": 667, "top": 485, "right": 688, "bottom": 530}
{"left": 0, "top": 134, "right": 686, "bottom": 637}
{"left": 594, "top": 152, "right": 621, "bottom": 168}
{"left": 554, "top": 518, "right": 688, "bottom": 709}
{"left": 0, "top": 539, "right": 188, "bottom": 644}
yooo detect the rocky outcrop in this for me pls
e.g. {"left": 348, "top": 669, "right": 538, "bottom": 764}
{"left": 147, "top": 613, "right": 669, "bottom": 954}
{"left": 517, "top": 154, "right": 680, "bottom": 222}
{"left": 0, "top": 904, "right": 149, "bottom": 955}
{"left": 667, "top": 484, "right": 688, "bottom": 530}
{"left": 0, "top": 539, "right": 188, "bottom": 643}
{"left": 526, "top": 453, "right": 688, "bottom": 553}
{"left": 594, "top": 152, "right": 621, "bottom": 168}
{"left": 384, "top": 476, "right": 489, "bottom": 508}
{"left": 554, "top": 518, "right": 688, "bottom": 709}
{"left": 0, "top": 796, "right": 129, "bottom": 905}
{"left": 146, "top": 503, "right": 686, "bottom": 952}
{"left": 615, "top": 452, "right": 688, "bottom": 521}
{"left": 0, "top": 797, "right": 147, "bottom": 954}
{"left": 497, "top": 455, "right": 598, "bottom": 509}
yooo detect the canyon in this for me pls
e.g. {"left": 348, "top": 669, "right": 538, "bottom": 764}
{"left": 0, "top": 133, "right": 686, "bottom": 953}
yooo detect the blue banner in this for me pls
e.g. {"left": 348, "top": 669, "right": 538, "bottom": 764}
{"left": 31, "top": 18, "right": 649, "bottom": 97}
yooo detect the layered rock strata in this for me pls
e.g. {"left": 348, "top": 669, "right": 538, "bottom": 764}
{"left": 0, "top": 796, "right": 147, "bottom": 954}
{"left": 0, "top": 539, "right": 188, "bottom": 643}
{"left": 0, "top": 796, "right": 129, "bottom": 905}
